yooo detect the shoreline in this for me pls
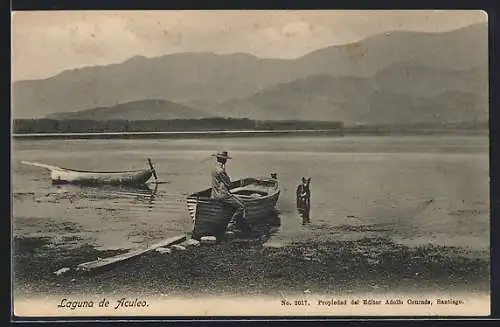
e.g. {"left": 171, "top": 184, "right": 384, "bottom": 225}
{"left": 12, "top": 234, "right": 490, "bottom": 298}
{"left": 12, "top": 129, "right": 487, "bottom": 140}
{"left": 12, "top": 130, "right": 344, "bottom": 140}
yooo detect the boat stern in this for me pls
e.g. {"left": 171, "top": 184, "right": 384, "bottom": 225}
{"left": 186, "top": 195, "right": 199, "bottom": 223}
{"left": 187, "top": 196, "right": 232, "bottom": 240}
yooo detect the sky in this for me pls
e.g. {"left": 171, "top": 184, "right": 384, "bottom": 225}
{"left": 12, "top": 10, "right": 487, "bottom": 81}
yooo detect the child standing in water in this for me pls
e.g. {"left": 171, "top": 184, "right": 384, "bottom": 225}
{"left": 296, "top": 177, "right": 311, "bottom": 225}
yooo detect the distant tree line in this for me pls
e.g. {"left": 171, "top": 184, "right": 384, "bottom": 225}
{"left": 12, "top": 118, "right": 487, "bottom": 135}
{"left": 344, "top": 121, "right": 489, "bottom": 131}
{"left": 12, "top": 118, "right": 345, "bottom": 134}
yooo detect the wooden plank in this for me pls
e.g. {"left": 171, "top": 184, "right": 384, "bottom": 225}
{"left": 76, "top": 234, "right": 187, "bottom": 272}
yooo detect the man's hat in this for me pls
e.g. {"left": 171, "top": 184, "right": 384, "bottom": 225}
{"left": 212, "top": 151, "right": 232, "bottom": 159}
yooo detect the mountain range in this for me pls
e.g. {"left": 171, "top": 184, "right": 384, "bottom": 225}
{"left": 46, "top": 99, "right": 213, "bottom": 120}
{"left": 13, "top": 22, "right": 488, "bottom": 125}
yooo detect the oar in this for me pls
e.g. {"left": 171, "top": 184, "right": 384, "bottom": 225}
{"left": 147, "top": 158, "right": 159, "bottom": 183}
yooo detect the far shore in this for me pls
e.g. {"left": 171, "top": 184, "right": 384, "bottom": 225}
{"left": 11, "top": 129, "right": 487, "bottom": 140}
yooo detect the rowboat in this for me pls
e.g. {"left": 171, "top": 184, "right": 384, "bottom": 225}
{"left": 21, "top": 159, "right": 158, "bottom": 187}
{"left": 187, "top": 174, "right": 280, "bottom": 240}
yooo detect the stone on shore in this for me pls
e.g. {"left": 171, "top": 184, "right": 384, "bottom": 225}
{"left": 200, "top": 236, "right": 217, "bottom": 245}
{"left": 155, "top": 247, "right": 172, "bottom": 254}
{"left": 263, "top": 241, "right": 284, "bottom": 249}
{"left": 53, "top": 267, "right": 71, "bottom": 276}
{"left": 185, "top": 239, "right": 200, "bottom": 247}
{"left": 171, "top": 244, "right": 187, "bottom": 251}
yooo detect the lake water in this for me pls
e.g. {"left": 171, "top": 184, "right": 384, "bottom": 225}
{"left": 11, "top": 135, "right": 490, "bottom": 252}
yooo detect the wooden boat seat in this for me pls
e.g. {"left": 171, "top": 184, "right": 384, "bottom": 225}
{"left": 230, "top": 186, "right": 269, "bottom": 198}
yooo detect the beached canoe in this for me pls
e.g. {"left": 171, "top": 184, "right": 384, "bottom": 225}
{"left": 186, "top": 175, "right": 280, "bottom": 240}
{"left": 21, "top": 159, "right": 157, "bottom": 186}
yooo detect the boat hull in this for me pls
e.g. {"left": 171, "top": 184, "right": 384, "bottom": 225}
{"left": 187, "top": 176, "right": 280, "bottom": 240}
{"left": 51, "top": 168, "right": 153, "bottom": 186}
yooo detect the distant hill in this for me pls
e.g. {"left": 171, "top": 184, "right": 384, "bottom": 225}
{"left": 369, "top": 62, "right": 488, "bottom": 98}
{"left": 42, "top": 62, "right": 489, "bottom": 124}
{"left": 295, "top": 22, "right": 487, "bottom": 77}
{"left": 46, "top": 99, "right": 214, "bottom": 120}
{"left": 216, "top": 70, "right": 488, "bottom": 125}
{"left": 13, "top": 22, "right": 487, "bottom": 119}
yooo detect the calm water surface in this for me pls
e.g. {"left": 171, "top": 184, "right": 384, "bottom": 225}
{"left": 12, "top": 135, "right": 490, "bottom": 251}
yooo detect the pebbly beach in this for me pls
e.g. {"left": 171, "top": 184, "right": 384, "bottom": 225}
{"left": 13, "top": 230, "right": 489, "bottom": 299}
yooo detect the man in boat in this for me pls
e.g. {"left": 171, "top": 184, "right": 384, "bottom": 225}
{"left": 296, "top": 177, "right": 311, "bottom": 225}
{"left": 210, "top": 151, "right": 251, "bottom": 234}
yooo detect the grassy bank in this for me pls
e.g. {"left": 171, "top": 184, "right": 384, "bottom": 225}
{"left": 13, "top": 235, "right": 489, "bottom": 298}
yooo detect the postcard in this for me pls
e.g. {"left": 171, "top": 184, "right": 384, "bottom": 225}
{"left": 11, "top": 10, "right": 490, "bottom": 318}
